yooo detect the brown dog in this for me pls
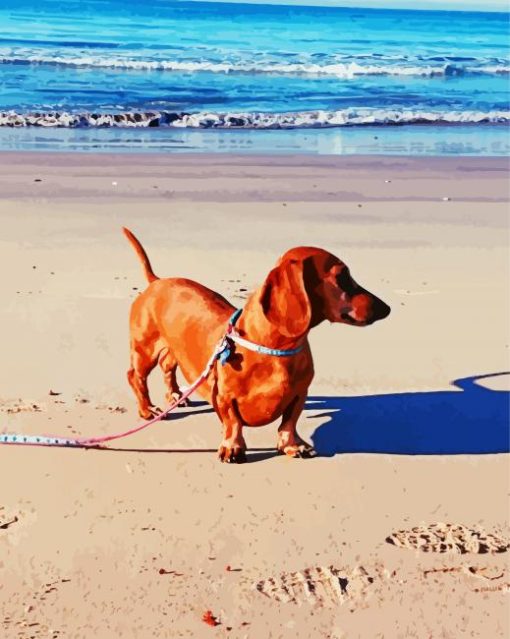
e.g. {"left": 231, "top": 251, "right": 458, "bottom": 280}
{"left": 123, "top": 227, "right": 390, "bottom": 462}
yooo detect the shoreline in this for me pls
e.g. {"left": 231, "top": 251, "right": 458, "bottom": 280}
{"left": 0, "top": 123, "right": 508, "bottom": 156}
{"left": 2, "top": 149, "right": 508, "bottom": 160}
{"left": 0, "top": 152, "right": 507, "bottom": 204}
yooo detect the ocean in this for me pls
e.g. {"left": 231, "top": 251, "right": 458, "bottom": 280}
{"left": 0, "top": 0, "right": 508, "bottom": 154}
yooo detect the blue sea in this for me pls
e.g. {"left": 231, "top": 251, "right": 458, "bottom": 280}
{"left": 0, "top": 0, "right": 508, "bottom": 154}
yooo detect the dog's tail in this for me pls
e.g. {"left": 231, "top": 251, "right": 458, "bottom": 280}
{"left": 122, "top": 227, "right": 159, "bottom": 284}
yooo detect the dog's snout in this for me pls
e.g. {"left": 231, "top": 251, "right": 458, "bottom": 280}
{"left": 341, "top": 292, "right": 390, "bottom": 326}
{"left": 373, "top": 298, "right": 391, "bottom": 321}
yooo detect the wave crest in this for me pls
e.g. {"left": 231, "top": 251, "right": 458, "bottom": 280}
{"left": 1, "top": 52, "right": 509, "bottom": 78}
{"left": 1, "top": 109, "right": 508, "bottom": 129}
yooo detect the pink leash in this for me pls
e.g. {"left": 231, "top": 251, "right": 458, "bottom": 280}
{"left": 0, "top": 335, "right": 229, "bottom": 449}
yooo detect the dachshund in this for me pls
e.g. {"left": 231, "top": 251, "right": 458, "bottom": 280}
{"left": 123, "top": 227, "right": 390, "bottom": 462}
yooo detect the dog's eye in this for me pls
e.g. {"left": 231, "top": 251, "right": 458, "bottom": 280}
{"left": 336, "top": 269, "right": 357, "bottom": 296}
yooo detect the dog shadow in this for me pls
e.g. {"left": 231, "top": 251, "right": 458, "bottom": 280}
{"left": 97, "top": 400, "right": 278, "bottom": 462}
{"left": 307, "top": 372, "right": 510, "bottom": 456}
{"left": 95, "top": 444, "right": 278, "bottom": 462}
{"left": 161, "top": 401, "right": 214, "bottom": 422}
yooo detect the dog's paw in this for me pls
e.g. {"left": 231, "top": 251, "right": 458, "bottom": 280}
{"left": 139, "top": 405, "right": 163, "bottom": 420}
{"left": 218, "top": 444, "right": 247, "bottom": 464}
{"left": 277, "top": 443, "right": 317, "bottom": 459}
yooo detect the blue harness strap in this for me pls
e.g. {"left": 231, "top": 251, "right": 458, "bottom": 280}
{"left": 218, "top": 309, "right": 241, "bottom": 365}
{"left": 229, "top": 308, "right": 243, "bottom": 326}
{"left": 219, "top": 308, "right": 304, "bottom": 365}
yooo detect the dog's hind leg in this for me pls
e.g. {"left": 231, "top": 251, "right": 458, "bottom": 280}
{"left": 127, "top": 343, "right": 162, "bottom": 420}
{"left": 158, "top": 348, "right": 190, "bottom": 407}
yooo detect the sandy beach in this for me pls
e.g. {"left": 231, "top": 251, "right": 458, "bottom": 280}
{"left": 0, "top": 152, "right": 509, "bottom": 638}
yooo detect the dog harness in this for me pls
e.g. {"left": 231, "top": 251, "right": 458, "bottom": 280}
{"left": 218, "top": 308, "right": 304, "bottom": 365}
{"left": 0, "top": 307, "right": 304, "bottom": 449}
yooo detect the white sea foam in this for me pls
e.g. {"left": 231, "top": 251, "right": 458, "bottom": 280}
{"left": 1, "top": 51, "right": 508, "bottom": 78}
{"left": 0, "top": 108, "right": 508, "bottom": 129}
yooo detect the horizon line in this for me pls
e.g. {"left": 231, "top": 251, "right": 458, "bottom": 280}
{"left": 181, "top": 0, "right": 508, "bottom": 14}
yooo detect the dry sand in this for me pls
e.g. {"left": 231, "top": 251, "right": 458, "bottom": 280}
{"left": 0, "top": 152, "right": 509, "bottom": 638}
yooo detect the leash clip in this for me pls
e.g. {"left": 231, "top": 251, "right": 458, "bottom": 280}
{"left": 217, "top": 308, "right": 242, "bottom": 366}
{"left": 218, "top": 336, "right": 235, "bottom": 366}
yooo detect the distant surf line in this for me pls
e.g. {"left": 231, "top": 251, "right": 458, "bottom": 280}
{"left": 1, "top": 53, "right": 508, "bottom": 78}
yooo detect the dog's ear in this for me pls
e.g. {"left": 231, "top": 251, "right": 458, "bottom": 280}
{"left": 259, "top": 258, "right": 312, "bottom": 337}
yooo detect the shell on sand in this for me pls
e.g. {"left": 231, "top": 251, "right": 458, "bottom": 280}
{"left": 386, "top": 523, "right": 509, "bottom": 554}
{"left": 254, "top": 565, "right": 375, "bottom": 607}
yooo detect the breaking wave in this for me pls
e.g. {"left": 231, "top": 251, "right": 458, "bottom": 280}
{"left": 1, "top": 51, "right": 509, "bottom": 78}
{"left": 1, "top": 109, "right": 508, "bottom": 129}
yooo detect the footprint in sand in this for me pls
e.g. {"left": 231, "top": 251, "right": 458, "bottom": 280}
{"left": 254, "top": 565, "right": 378, "bottom": 607}
{"left": 385, "top": 523, "right": 509, "bottom": 554}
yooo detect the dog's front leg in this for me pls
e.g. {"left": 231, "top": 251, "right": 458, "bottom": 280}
{"left": 277, "top": 394, "right": 316, "bottom": 458}
{"left": 216, "top": 398, "right": 247, "bottom": 464}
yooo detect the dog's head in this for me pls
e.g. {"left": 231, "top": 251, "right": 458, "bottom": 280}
{"left": 258, "top": 247, "right": 390, "bottom": 337}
